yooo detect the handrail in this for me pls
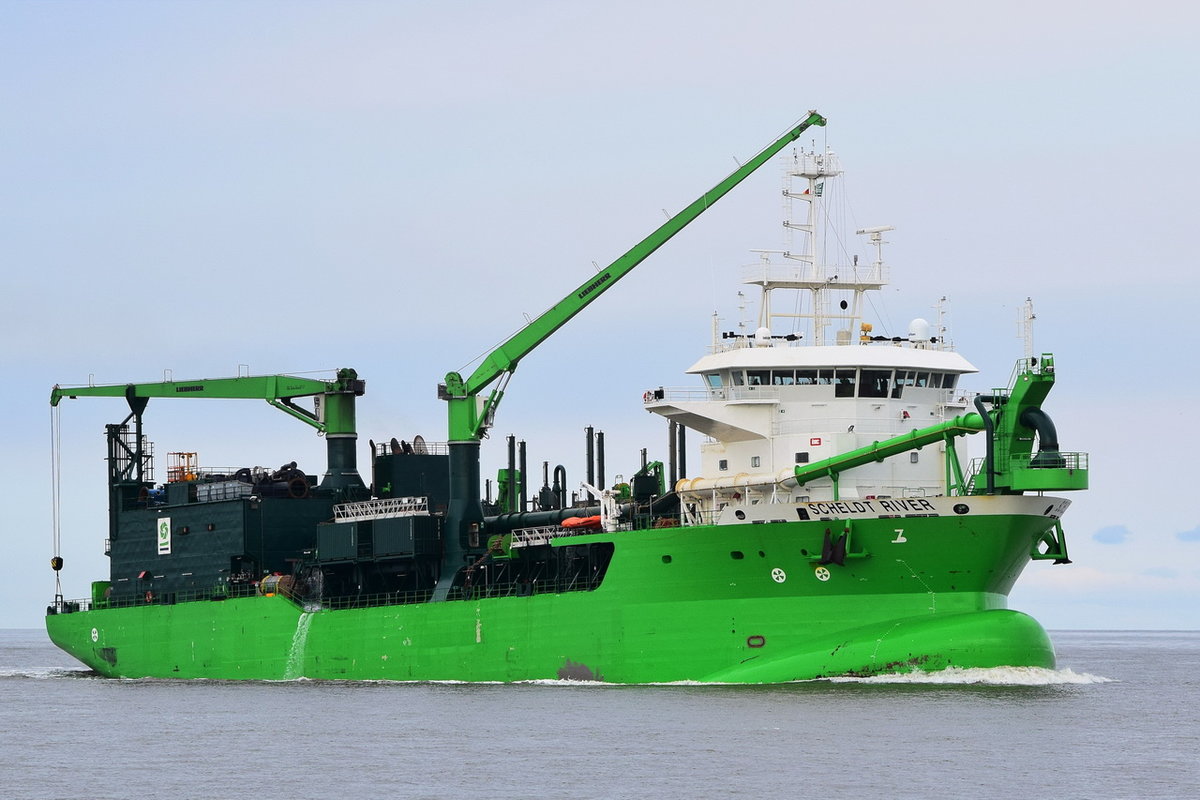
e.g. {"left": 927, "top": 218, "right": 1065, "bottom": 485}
{"left": 333, "top": 496, "right": 429, "bottom": 521}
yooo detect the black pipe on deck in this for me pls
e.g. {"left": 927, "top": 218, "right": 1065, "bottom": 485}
{"left": 597, "top": 430, "right": 605, "bottom": 491}
{"left": 585, "top": 426, "right": 595, "bottom": 501}
{"left": 678, "top": 424, "right": 686, "bottom": 481}
{"left": 668, "top": 420, "right": 678, "bottom": 487}
{"left": 1020, "top": 407, "right": 1066, "bottom": 467}
{"left": 553, "top": 465, "right": 567, "bottom": 509}
{"left": 487, "top": 505, "right": 603, "bottom": 533}
{"left": 506, "top": 435, "right": 517, "bottom": 512}
{"left": 519, "top": 439, "right": 528, "bottom": 512}
{"left": 974, "top": 395, "right": 1000, "bottom": 495}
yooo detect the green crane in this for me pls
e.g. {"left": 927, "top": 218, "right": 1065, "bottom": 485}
{"left": 50, "top": 368, "right": 367, "bottom": 493}
{"left": 435, "top": 112, "right": 827, "bottom": 596}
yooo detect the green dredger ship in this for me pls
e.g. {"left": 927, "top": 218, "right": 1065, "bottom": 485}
{"left": 45, "top": 113, "right": 1088, "bottom": 682}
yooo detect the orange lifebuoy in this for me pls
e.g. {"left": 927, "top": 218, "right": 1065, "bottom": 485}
{"left": 145, "top": 591, "right": 154, "bottom": 603}
{"left": 643, "top": 392, "right": 651, "bottom": 403}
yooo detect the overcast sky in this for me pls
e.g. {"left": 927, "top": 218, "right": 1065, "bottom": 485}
{"left": 2, "top": 0, "right": 1197, "bottom": 630}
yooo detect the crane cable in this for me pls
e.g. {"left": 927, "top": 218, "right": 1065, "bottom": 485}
{"left": 50, "top": 404, "right": 63, "bottom": 604}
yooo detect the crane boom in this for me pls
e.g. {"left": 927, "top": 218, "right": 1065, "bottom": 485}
{"left": 434, "top": 113, "right": 827, "bottom": 600}
{"left": 50, "top": 368, "right": 368, "bottom": 495}
{"left": 442, "top": 111, "right": 827, "bottom": 442}
{"left": 50, "top": 369, "right": 365, "bottom": 435}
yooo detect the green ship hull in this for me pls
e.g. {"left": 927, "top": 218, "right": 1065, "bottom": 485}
{"left": 47, "top": 496, "right": 1059, "bottom": 682}
{"left": 44, "top": 120, "right": 1085, "bottom": 683}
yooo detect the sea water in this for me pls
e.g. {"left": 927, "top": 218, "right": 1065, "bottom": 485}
{"left": 1, "top": 630, "right": 1196, "bottom": 799}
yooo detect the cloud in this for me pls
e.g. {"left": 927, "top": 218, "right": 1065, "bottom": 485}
{"left": 1092, "top": 525, "right": 1132, "bottom": 544}
{"left": 1176, "top": 526, "right": 1200, "bottom": 542}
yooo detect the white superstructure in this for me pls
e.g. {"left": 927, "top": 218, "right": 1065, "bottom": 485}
{"left": 645, "top": 145, "right": 976, "bottom": 521}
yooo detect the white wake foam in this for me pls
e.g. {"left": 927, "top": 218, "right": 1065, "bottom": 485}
{"left": 0, "top": 667, "right": 96, "bottom": 680}
{"left": 824, "top": 665, "right": 1114, "bottom": 685}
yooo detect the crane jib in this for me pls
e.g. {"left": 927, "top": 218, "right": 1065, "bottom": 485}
{"left": 577, "top": 271, "right": 613, "bottom": 300}
{"left": 446, "top": 111, "right": 827, "bottom": 442}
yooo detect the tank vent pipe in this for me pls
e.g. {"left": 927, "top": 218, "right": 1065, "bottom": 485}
{"left": 585, "top": 426, "right": 595, "bottom": 502}
{"left": 597, "top": 431, "right": 606, "bottom": 491}
{"left": 518, "top": 439, "right": 528, "bottom": 513}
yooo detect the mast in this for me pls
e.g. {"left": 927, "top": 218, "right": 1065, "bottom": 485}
{"left": 742, "top": 147, "right": 890, "bottom": 346}
{"left": 1019, "top": 297, "right": 1036, "bottom": 360}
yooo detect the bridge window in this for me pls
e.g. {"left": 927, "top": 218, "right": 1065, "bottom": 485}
{"left": 773, "top": 371, "right": 795, "bottom": 386}
{"left": 731, "top": 370, "right": 745, "bottom": 386}
{"left": 914, "top": 371, "right": 931, "bottom": 388}
{"left": 705, "top": 373, "right": 723, "bottom": 388}
{"left": 746, "top": 370, "right": 770, "bottom": 386}
{"left": 795, "top": 370, "right": 818, "bottom": 385}
{"left": 834, "top": 368, "right": 857, "bottom": 398}
{"left": 860, "top": 369, "right": 891, "bottom": 398}
{"left": 892, "top": 370, "right": 914, "bottom": 398}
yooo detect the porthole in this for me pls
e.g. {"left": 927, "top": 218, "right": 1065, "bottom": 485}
{"left": 953, "top": 503, "right": 970, "bottom": 515}
{"left": 730, "top": 551, "right": 744, "bottom": 560}
{"left": 661, "top": 555, "right": 673, "bottom": 564}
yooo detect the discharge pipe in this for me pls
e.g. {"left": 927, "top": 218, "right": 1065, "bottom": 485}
{"left": 973, "top": 396, "right": 1001, "bottom": 495}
